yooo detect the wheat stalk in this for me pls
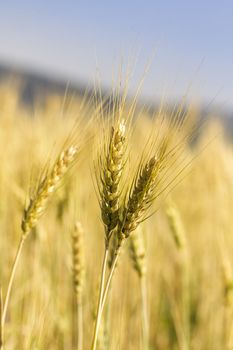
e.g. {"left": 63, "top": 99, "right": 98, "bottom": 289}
{"left": 72, "top": 222, "right": 85, "bottom": 304}
{"left": 72, "top": 221, "right": 85, "bottom": 350}
{"left": 219, "top": 234, "right": 233, "bottom": 349}
{"left": 96, "top": 316, "right": 108, "bottom": 350}
{"left": 222, "top": 257, "right": 233, "bottom": 349}
{"left": 0, "top": 286, "right": 3, "bottom": 350}
{"left": 1, "top": 145, "right": 78, "bottom": 345}
{"left": 92, "top": 119, "right": 127, "bottom": 350}
{"left": 129, "top": 229, "right": 149, "bottom": 350}
{"left": 166, "top": 204, "right": 190, "bottom": 350}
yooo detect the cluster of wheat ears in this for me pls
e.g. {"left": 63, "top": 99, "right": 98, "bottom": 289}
{"left": 1, "top": 82, "right": 233, "bottom": 349}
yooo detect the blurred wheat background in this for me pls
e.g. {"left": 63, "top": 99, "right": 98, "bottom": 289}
{"left": 0, "top": 1, "right": 233, "bottom": 349}
{"left": 0, "top": 83, "right": 233, "bottom": 349}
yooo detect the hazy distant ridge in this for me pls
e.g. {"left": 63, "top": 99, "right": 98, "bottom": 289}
{"left": 0, "top": 62, "right": 233, "bottom": 139}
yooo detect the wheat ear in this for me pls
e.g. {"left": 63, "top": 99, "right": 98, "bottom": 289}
{"left": 119, "top": 155, "right": 160, "bottom": 243}
{"left": 72, "top": 221, "right": 85, "bottom": 350}
{"left": 100, "top": 120, "right": 126, "bottom": 245}
{"left": 22, "top": 145, "right": 78, "bottom": 236}
{"left": 1, "top": 145, "right": 78, "bottom": 343}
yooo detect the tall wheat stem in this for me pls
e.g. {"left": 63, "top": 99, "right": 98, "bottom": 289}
{"left": 91, "top": 248, "right": 109, "bottom": 350}
{"left": 1, "top": 237, "right": 25, "bottom": 329}
{"left": 0, "top": 286, "right": 3, "bottom": 350}
{"left": 91, "top": 244, "right": 122, "bottom": 350}
{"left": 99, "top": 243, "right": 123, "bottom": 319}
{"left": 78, "top": 302, "right": 83, "bottom": 350}
{"left": 181, "top": 251, "right": 190, "bottom": 350}
{"left": 140, "top": 276, "right": 149, "bottom": 350}
{"left": 72, "top": 221, "right": 85, "bottom": 350}
{"left": 166, "top": 205, "right": 190, "bottom": 350}
{"left": 72, "top": 289, "right": 84, "bottom": 350}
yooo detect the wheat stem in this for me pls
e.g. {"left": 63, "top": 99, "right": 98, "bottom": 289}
{"left": 166, "top": 205, "right": 190, "bottom": 349}
{"left": 221, "top": 253, "right": 233, "bottom": 349}
{"left": 129, "top": 229, "right": 149, "bottom": 349}
{"left": 78, "top": 302, "right": 83, "bottom": 350}
{"left": 91, "top": 248, "right": 109, "bottom": 350}
{"left": 99, "top": 242, "right": 123, "bottom": 320}
{"left": 0, "top": 286, "right": 3, "bottom": 350}
{"left": 1, "top": 236, "right": 25, "bottom": 332}
{"left": 140, "top": 276, "right": 149, "bottom": 350}
{"left": 72, "top": 221, "right": 85, "bottom": 350}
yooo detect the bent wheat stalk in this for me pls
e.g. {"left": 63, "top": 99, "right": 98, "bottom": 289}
{"left": 1, "top": 146, "right": 78, "bottom": 344}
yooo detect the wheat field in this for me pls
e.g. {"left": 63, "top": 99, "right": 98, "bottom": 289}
{"left": 0, "top": 82, "right": 233, "bottom": 350}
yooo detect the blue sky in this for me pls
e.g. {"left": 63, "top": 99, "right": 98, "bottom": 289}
{"left": 0, "top": 0, "right": 232, "bottom": 109}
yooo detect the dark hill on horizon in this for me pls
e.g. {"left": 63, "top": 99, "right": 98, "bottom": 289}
{"left": 0, "top": 61, "right": 233, "bottom": 140}
{"left": 0, "top": 62, "right": 88, "bottom": 105}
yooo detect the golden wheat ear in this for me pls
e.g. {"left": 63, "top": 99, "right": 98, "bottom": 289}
{"left": 117, "top": 103, "right": 198, "bottom": 245}
{"left": 97, "top": 119, "right": 127, "bottom": 246}
{"left": 119, "top": 155, "right": 160, "bottom": 242}
{"left": 22, "top": 145, "right": 78, "bottom": 237}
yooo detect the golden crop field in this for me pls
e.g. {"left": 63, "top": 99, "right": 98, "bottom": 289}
{"left": 0, "top": 82, "right": 233, "bottom": 350}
